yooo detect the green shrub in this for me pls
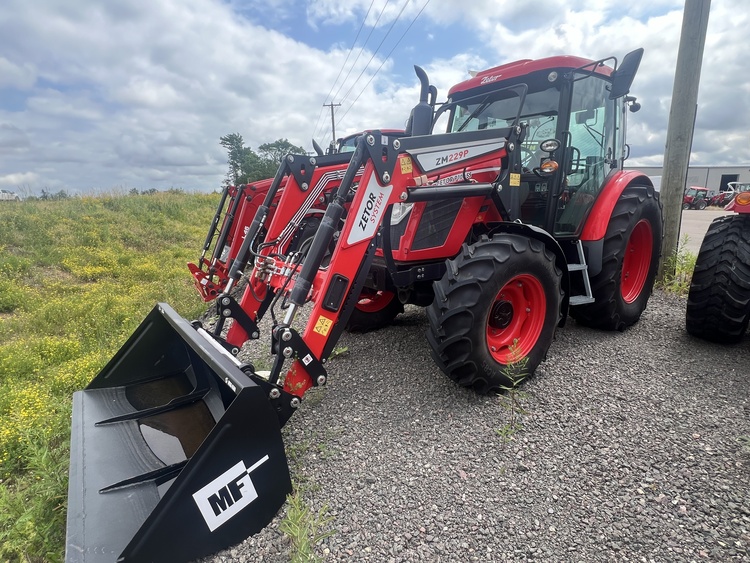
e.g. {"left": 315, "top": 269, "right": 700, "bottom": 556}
{"left": 657, "top": 235, "right": 697, "bottom": 296}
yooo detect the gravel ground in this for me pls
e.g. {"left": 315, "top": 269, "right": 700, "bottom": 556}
{"left": 205, "top": 290, "right": 750, "bottom": 562}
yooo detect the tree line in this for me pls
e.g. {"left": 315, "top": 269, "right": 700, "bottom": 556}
{"left": 219, "top": 134, "right": 306, "bottom": 186}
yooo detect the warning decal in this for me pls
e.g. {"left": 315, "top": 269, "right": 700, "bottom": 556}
{"left": 399, "top": 156, "right": 413, "bottom": 174}
{"left": 314, "top": 315, "right": 333, "bottom": 336}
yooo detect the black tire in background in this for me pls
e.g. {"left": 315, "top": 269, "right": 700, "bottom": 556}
{"left": 427, "top": 234, "right": 563, "bottom": 394}
{"left": 686, "top": 214, "right": 750, "bottom": 343}
{"left": 571, "top": 185, "right": 662, "bottom": 331}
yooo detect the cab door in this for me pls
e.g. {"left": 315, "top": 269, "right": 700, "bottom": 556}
{"left": 555, "top": 75, "right": 619, "bottom": 236}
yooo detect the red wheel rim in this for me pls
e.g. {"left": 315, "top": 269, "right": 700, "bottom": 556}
{"left": 485, "top": 274, "right": 546, "bottom": 363}
{"left": 355, "top": 290, "right": 395, "bottom": 313}
{"left": 621, "top": 219, "right": 653, "bottom": 303}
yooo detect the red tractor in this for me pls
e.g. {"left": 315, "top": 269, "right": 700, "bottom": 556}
{"left": 686, "top": 183, "right": 750, "bottom": 341}
{"left": 66, "top": 48, "right": 661, "bottom": 562}
{"left": 683, "top": 186, "right": 708, "bottom": 210}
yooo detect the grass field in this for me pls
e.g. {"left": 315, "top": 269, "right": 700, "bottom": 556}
{"left": 0, "top": 191, "right": 218, "bottom": 561}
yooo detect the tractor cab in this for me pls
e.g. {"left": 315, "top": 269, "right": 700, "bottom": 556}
{"left": 436, "top": 50, "right": 643, "bottom": 238}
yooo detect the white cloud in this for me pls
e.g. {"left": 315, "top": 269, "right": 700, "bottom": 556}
{"left": 0, "top": 0, "right": 746, "bottom": 194}
{"left": 0, "top": 171, "right": 39, "bottom": 187}
{"left": 0, "top": 124, "right": 31, "bottom": 150}
{"left": 0, "top": 58, "right": 36, "bottom": 90}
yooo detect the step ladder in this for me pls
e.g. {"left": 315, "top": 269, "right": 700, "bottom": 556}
{"left": 568, "top": 240, "right": 595, "bottom": 306}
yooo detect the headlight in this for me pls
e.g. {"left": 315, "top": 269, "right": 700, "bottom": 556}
{"left": 539, "top": 138, "right": 560, "bottom": 153}
{"left": 391, "top": 202, "right": 414, "bottom": 225}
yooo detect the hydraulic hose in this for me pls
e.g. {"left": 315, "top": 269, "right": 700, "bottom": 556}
{"left": 210, "top": 184, "right": 245, "bottom": 266}
{"left": 226, "top": 161, "right": 289, "bottom": 288}
{"left": 288, "top": 137, "right": 365, "bottom": 307}
{"left": 200, "top": 185, "right": 230, "bottom": 264}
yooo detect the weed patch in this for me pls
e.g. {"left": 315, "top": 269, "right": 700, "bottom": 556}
{"left": 657, "top": 235, "right": 697, "bottom": 296}
{"left": 495, "top": 341, "right": 530, "bottom": 443}
{"left": 280, "top": 490, "right": 335, "bottom": 563}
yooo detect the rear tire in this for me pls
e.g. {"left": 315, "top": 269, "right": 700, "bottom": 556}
{"left": 686, "top": 214, "right": 750, "bottom": 343}
{"left": 427, "top": 234, "right": 562, "bottom": 394}
{"left": 571, "top": 185, "right": 662, "bottom": 331}
{"left": 696, "top": 199, "right": 707, "bottom": 210}
{"left": 346, "top": 290, "right": 403, "bottom": 333}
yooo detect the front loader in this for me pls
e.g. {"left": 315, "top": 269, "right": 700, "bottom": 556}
{"left": 66, "top": 48, "right": 661, "bottom": 562}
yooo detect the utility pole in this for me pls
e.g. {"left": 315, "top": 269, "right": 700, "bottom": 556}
{"left": 323, "top": 102, "right": 341, "bottom": 153}
{"left": 658, "top": 0, "right": 711, "bottom": 281}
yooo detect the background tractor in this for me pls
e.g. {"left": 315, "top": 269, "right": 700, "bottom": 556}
{"left": 710, "top": 181, "right": 750, "bottom": 207}
{"left": 686, "top": 183, "right": 750, "bottom": 342}
{"left": 66, "top": 48, "right": 661, "bottom": 562}
{"left": 683, "top": 186, "right": 708, "bottom": 209}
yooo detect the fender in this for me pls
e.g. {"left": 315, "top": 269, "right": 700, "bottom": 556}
{"left": 580, "top": 170, "right": 655, "bottom": 241}
{"left": 725, "top": 191, "right": 750, "bottom": 214}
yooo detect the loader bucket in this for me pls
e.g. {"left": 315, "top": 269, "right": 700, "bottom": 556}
{"left": 65, "top": 303, "right": 291, "bottom": 563}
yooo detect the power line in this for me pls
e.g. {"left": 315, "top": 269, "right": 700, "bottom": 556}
{"left": 313, "top": 0, "right": 394, "bottom": 143}
{"left": 336, "top": 0, "right": 431, "bottom": 128}
{"left": 310, "top": 0, "right": 377, "bottom": 141}
{"left": 330, "top": 0, "right": 391, "bottom": 106}
{"left": 336, "top": 0, "right": 410, "bottom": 110}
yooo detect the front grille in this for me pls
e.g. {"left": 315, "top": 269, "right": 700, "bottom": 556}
{"left": 412, "top": 199, "right": 462, "bottom": 250}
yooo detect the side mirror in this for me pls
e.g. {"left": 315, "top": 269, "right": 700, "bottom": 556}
{"left": 609, "top": 48, "right": 644, "bottom": 99}
{"left": 575, "top": 109, "right": 596, "bottom": 124}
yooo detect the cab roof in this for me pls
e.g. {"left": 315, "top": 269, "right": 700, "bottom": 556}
{"left": 448, "top": 55, "right": 614, "bottom": 98}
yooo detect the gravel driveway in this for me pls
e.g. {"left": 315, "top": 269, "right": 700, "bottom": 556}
{"left": 207, "top": 290, "right": 750, "bottom": 562}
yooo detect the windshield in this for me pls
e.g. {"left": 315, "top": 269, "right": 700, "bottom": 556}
{"left": 448, "top": 85, "right": 560, "bottom": 172}
{"left": 337, "top": 136, "right": 357, "bottom": 153}
{"left": 450, "top": 87, "right": 557, "bottom": 134}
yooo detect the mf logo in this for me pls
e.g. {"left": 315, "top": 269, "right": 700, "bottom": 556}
{"left": 192, "top": 455, "right": 269, "bottom": 531}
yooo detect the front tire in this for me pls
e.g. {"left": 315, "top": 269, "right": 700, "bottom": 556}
{"left": 571, "top": 185, "right": 662, "bottom": 331}
{"left": 686, "top": 214, "right": 750, "bottom": 343}
{"left": 427, "top": 234, "right": 563, "bottom": 394}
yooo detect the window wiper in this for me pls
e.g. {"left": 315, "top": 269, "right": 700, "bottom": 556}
{"left": 583, "top": 123, "right": 604, "bottom": 148}
{"left": 455, "top": 94, "right": 492, "bottom": 132}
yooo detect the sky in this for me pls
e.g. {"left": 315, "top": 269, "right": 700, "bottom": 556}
{"left": 0, "top": 0, "right": 746, "bottom": 196}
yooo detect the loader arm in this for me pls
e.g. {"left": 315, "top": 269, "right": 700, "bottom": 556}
{"left": 224, "top": 128, "right": 520, "bottom": 401}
